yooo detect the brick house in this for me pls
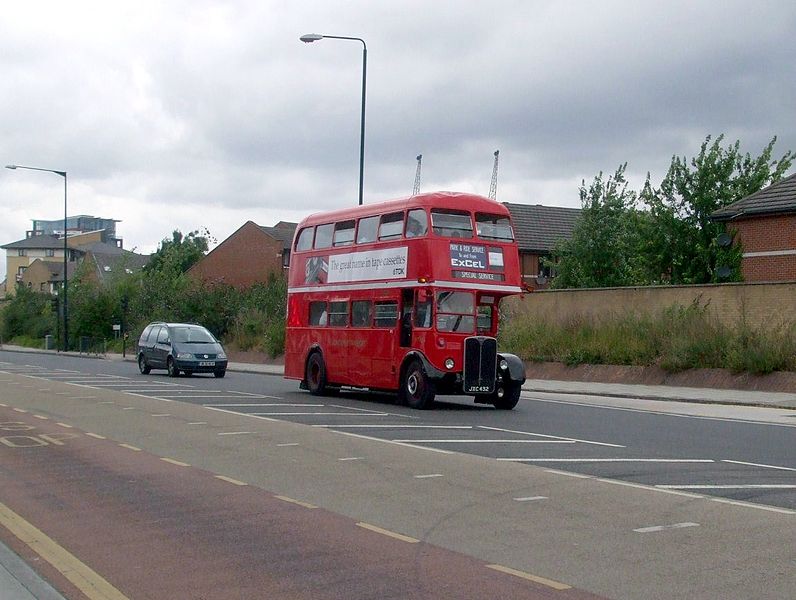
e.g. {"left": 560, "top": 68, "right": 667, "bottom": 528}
{"left": 503, "top": 203, "right": 581, "bottom": 288}
{"left": 187, "top": 221, "right": 297, "bottom": 288}
{"left": 710, "top": 172, "right": 796, "bottom": 282}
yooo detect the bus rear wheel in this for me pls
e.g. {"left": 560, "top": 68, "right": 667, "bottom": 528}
{"left": 305, "top": 352, "right": 328, "bottom": 396}
{"left": 492, "top": 382, "right": 521, "bottom": 410}
{"left": 400, "top": 360, "right": 435, "bottom": 409}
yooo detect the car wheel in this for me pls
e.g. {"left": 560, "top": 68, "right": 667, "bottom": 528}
{"left": 305, "top": 352, "right": 328, "bottom": 395}
{"left": 167, "top": 357, "right": 179, "bottom": 377}
{"left": 492, "top": 382, "right": 521, "bottom": 410}
{"left": 138, "top": 354, "right": 151, "bottom": 375}
{"left": 400, "top": 360, "right": 435, "bottom": 409}
{"left": 214, "top": 370, "right": 226, "bottom": 378}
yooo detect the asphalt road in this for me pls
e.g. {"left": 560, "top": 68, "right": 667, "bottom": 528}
{"left": 1, "top": 350, "right": 794, "bottom": 599}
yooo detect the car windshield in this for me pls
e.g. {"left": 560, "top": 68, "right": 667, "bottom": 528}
{"left": 172, "top": 326, "right": 216, "bottom": 344}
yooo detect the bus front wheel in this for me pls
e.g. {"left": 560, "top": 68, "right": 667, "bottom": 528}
{"left": 492, "top": 382, "right": 521, "bottom": 410}
{"left": 400, "top": 360, "right": 435, "bottom": 409}
{"left": 306, "top": 352, "right": 328, "bottom": 396}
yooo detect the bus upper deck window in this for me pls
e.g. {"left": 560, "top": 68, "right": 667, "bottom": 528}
{"left": 405, "top": 209, "right": 428, "bottom": 238}
{"left": 378, "top": 212, "right": 404, "bottom": 240}
{"left": 476, "top": 214, "right": 514, "bottom": 242}
{"left": 357, "top": 215, "right": 379, "bottom": 244}
{"left": 314, "top": 223, "right": 334, "bottom": 249}
{"left": 431, "top": 210, "right": 473, "bottom": 239}
{"left": 333, "top": 220, "right": 355, "bottom": 247}
{"left": 295, "top": 227, "right": 314, "bottom": 251}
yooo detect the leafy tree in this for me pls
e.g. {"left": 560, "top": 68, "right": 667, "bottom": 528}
{"left": 0, "top": 285, "right": 55, "bottom": 341}
{"left": 641, "top": 135, "right": 793, "bottom": 283}
{"left": 145, "top": 228, "right": 213, "bottom": 275}
{"left": 551, "top": 165, "right": 646, "bottom": 288}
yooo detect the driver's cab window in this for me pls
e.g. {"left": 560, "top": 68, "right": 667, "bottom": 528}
{"left": 414, "top": 290, "right": 433, "bottom": 328}
{"left": 477, "top": 305, "right": 494, "bottom": 334}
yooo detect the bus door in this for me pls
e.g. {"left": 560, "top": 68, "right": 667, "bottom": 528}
{"left": 369, "top": 297, "right": 400, "bottom": 389}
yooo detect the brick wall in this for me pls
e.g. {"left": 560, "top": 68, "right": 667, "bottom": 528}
{"left": 730, "top": 214, "right": 796, "bottom": 282}
{"left": 505, "top": 281, "right": 796, "bottom": 329}
{"left": 187, "top": 221, "right": 285, "bottom": 288}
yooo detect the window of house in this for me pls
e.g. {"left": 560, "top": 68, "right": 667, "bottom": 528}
{"left": 374, "top": 301, "right": 398, "bottom": 327}
{"left": 296, "top": 227, "right": 314, "bottom": 251}
{"left": 46, "top": 249, "right": 55, "bottom": 257}
{"left": 314, "top": 224, "right": 334, "bottom": 249}
{"left": 328, "top": 301, "right": 349, "bottom": 327}
{"left": 356, "top": 216, "right": 379, "bottom": 244}
{"left": 18, "top": 249, "right": 26, "bottom": 256}
{"left": 351, "top": 300, "right": 372, "bottom": 327}
{"left": 333, "top": 220, "right": 355, "bottom": 247}
{"left": 309, "top": 301, "right": 328, "bottom": 326}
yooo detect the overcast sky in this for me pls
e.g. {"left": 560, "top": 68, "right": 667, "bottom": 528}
{"left": 2, "top": 0, "right": 795, "bottom": 282}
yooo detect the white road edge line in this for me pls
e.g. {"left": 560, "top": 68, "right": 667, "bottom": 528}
{"left": 479, "top": 426, "right": 625, "bottom": 448}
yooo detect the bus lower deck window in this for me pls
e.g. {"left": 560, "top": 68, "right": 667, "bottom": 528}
{"left": 309, "top": 301, "right": 327, "bottom": 326}
{"left": 374, "top": 301, "right": 398, "bottom": 327}
{"left": 328, "top": 301, "right": 349, "bottom": 327}
{"left": 352, "top": 300, "right": 372, "bottom": 327}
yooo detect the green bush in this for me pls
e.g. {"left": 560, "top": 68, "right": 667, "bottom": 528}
{"left": 500, "top": 298, "right": 796, "bottom": 375}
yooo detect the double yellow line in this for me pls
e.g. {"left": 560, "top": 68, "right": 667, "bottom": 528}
{"left": 0, "top": 502, "right": 129, "bottom": 600}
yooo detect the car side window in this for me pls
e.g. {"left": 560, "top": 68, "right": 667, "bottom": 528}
{"left": 139, "top": 325, "right": 152, "bottom": 344}
{"left": 147, "top": 326, "right": 161, "bottom": 343}
{"left": 156, "top": 327, "right": 170, "bottom": 343}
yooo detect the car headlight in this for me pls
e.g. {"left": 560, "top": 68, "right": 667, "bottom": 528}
{"left": 176, "top": 352, "right": 193, "bottom": 359}
{"left": 217, "top": 351, "right": 227, "bottom": 360}
{"left": 499, "top": 359, "right": 508, "bottom": 371}
{"left": 445, "top": 358, "right": 455, "bottom": 370}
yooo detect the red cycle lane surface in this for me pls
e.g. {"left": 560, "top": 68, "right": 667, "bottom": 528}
{"left": 0, "top": 409, "right": 604, "bottom": 600}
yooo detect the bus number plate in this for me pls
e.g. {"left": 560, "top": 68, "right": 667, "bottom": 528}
{"left": 467, "top": 385, "right": 492, "bottom": 393}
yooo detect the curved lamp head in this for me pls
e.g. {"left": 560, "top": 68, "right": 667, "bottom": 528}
{"left": 300, "top": 33, "right": 323, "bottom": 43}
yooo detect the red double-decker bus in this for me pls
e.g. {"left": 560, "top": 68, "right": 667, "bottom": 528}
{"left": 285, "top": 191, "right": 526, "bottom": 409}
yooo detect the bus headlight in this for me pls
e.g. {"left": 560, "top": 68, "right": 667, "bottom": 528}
{"left": 445, "top": 358, "right": 455, "bottom": 370}
{"left": 499, "top": 359, "right": 508, "bottom": 371}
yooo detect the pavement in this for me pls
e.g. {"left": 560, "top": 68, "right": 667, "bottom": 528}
{"left": 1, "top": 342, "right": 796, "bottom": 597}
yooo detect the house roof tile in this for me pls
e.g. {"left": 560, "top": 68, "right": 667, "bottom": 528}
{"left": 503, "top": 203, "right": 581, "bottom": 252}
{"left": 711, "top": 171, "right": 796, "bottom": 221}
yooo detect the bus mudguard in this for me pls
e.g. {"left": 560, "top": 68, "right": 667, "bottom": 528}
{"left": 497, "top": 352, "right": 526, "bottom": 384}
{"left": 402, "top": 350, "right": 446, "bottom": 381}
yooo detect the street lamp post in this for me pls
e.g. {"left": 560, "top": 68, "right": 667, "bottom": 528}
{"left": 300, "top": 33, "right": 367, "bottom": 206}
{"left": 5, "top": 164, "right": 69, "bottom": 351}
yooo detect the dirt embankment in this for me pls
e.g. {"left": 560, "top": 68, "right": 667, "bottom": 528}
{"left": 227, "top": 349, "right": 796, "bottom": 394}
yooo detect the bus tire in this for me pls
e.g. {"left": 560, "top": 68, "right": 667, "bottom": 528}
{"left": 492, "top": 382, "right": 521, "bottom": 410}
{"left": 305, "top": 352, "right": 328, "bottom": 396}
{"left": 400, "top": 360, "right": 435, "bottom": 409}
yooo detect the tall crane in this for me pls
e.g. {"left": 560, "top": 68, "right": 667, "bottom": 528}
{"left": 489, "top": 150, "right": 499, "bottom": 200}
{"left": 412, "top": 154, "right": 422, "bottom": 195}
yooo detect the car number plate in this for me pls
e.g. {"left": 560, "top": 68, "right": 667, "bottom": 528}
{"left": 198, "top": 361, "right": 215, "bottom": 367}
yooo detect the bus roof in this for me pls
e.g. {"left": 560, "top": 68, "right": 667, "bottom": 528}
{"left": 297, "top": 191, "right": 510, "bottom": 227}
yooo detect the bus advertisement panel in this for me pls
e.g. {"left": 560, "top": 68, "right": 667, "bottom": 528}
{"left": 285, "top": 191, "right": 526, "bottom": 410}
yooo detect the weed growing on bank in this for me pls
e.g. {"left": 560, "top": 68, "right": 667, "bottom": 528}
{"left": 499, "top": 300, "right": 796, "bottom": 375}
